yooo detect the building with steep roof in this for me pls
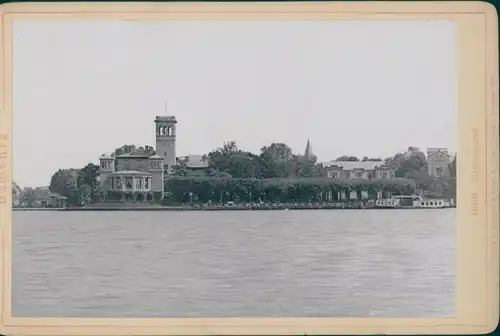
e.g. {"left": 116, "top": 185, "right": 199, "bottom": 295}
{"left": 177, "top": 154, "right": 209, "bottom": 174}
{"left": 323, "top": 160, "right": 395, "bottom": 180}
{"left": 426, "top": 148, "right": 451, "bottom": 177}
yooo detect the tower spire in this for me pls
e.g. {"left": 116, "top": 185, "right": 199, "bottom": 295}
{"left": 304, "top": 138, "right": 313, "bottom": 159}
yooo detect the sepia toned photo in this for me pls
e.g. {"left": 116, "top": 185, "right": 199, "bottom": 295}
{"left": 0, "top": 2, "right": 498, "bottom": 335}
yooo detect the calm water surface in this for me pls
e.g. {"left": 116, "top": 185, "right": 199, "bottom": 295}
{"left": 13, "top": 209, "right": 455, "bottom": 317}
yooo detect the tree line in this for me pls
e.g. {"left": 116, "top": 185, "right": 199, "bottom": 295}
{"left": 46, "top": 142, "right": 456, "bottom": 206}
{"left": 163, "top": 176, "right": 416, "bottom": 205}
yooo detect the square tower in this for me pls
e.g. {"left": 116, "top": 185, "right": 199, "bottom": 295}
{"left": 99, "top": 154, "right": 115, "bottom": 192}
{"left": 155, "top": 116, "right": 177, "bottom": 174}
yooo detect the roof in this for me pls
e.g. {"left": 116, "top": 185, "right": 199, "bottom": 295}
{"left": 427, "top": 148, "right": 451, "bottom": 158}
{"left": 115, "top": 151, "right": 154, "bottom": 159}
{"left": 35, "top": 186, "right": 50, "bottom": 191}
{"left": 100, "top": 154, "right": 114, "bottom": 160}
{"left": 149, "top": 154, "right": 163, "bottom": 160}
{"left": 155, "top": 116, "right": 177, "bottom": 123}
{"left": 49, "top": 192, "right": 67, "bottom": 200}
{"left": 323, "top": 160, "right": 388, "bottom": 170}
{"left": 109, "top": 170, "right": 153, "bottom": 176}
{"left": 32, "top": 187, "right": 66, "bottom": 199}
{"left": 180, "top": 155, "right": 209, "bottom": 168}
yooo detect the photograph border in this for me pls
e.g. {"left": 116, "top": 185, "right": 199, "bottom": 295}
{"left": 0, "top": 1, "right": 498, "bottom": 335}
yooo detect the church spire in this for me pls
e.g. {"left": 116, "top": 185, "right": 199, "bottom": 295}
{"left": 304, "top": 138, "right": 313, "bottom": 159}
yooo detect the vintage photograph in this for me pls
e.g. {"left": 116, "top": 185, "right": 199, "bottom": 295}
{"left": 12, "top": 18, "right": 456, "bottom": 318}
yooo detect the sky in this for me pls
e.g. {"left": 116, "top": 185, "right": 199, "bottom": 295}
{"left": 13, "top": 19, "right": 456, "bottom": 188}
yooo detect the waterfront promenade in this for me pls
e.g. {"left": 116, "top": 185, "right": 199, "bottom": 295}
{"left": 13, "top": 202, "right": 366, "bottom": 212}
{"left": 12, "top": 200, "right": 455, "bottom": 212}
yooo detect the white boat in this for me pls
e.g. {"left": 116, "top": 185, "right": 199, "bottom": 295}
{"left": 375, "top": 195, "right": 451, "bottom": 209}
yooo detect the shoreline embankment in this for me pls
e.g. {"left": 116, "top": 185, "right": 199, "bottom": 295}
{"left": 13, "top": 202, "right": 455, "bottom": 212}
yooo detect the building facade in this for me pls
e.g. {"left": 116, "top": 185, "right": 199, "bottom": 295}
{"left": 20, "top": 186, "right": 67, "bottom": 208}
{"left": 323, "top": 160, "right": 395, "bottom": 180}
{"left": 426, "top": 148, "right": 451, "bottom": 177}
{"left": 99, "top": 116, "right": 177, "bottom": 199}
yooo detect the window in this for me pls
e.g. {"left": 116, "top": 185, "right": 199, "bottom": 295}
{"left": 355, "top": 172, "right": 363, "bottom": 178}
{"left": 436, "top": 167, "right": 444, "bottom": 176}
{"left": 100, "top": 162, "right": 106, "bottom": 169}
{"left": 115, "top": 177, "right": 123, "bottom": 190}
{"left": 145, "top": 178, "right": 149, "bottom": 190}
{"left": 125, "top": 177, "right": 133, "bottom": 190}
{"left": 135, "top": 178, "right": 142, "bottom": 190}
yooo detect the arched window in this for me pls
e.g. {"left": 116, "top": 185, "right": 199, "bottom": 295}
{"left": 167, "top": 126, "right": 172, "bottom": 136}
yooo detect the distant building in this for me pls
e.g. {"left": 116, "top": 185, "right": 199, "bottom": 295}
{"left": 28, "top": 186, "right": 67, "bottom": 208}
{"left": 99, "top": 152, "right": 164, "bottom": 198}
{"left": 98, "top": 116, "right": 177, "bottom": 199}
{"left": 177, "top": 154, "right": 209, "bottom": 173}
{"left": 323, "top": 160, "right": 395, "bottom": 180}
{"left": 426, "top": 148, "right": 451, "bottom": 177}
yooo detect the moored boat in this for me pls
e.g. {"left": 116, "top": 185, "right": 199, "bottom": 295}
{"left": 375, "top": 195, "right": 453, "bottom": 209}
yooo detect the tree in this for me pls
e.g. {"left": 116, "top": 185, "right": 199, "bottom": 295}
{"left": 290, "top": 154, "right": 323, "bottom": 178}
{"left": 78, "top": 184, "right": 92, "bottom": 205}
{"left": 336, "top": 155, "right": 360, "bottom": 161}
{"left": 207, "top": 141, "right": 262, "bottom": 178}
{"left": 385, "top": 147, "right": 427, "bottom": 178}
{"left": 49, "top": 169, "right": 80, "bottom": 205}
{"left": 259, "top": 143, "right": 294, "bottom": 178}
{"left": 20, "top": 187, "right": 37, "bottom": 207}
{"left": 12, "top": 181, "right": 21, "bottom": 192}
{"left": 78, "top": 163, "right": 100, "bottom": 202}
